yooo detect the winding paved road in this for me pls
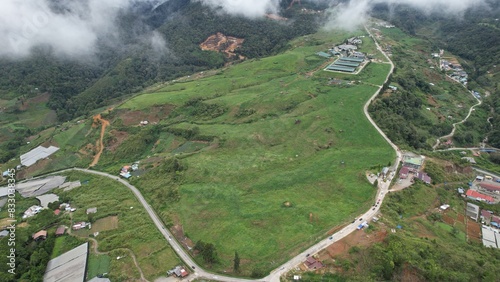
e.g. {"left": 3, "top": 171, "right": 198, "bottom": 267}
{"left": 48, "top": 25, "right": 401, "bottom": 282}
{"left": 432, "top": 92, "right": 482, "bottom": 150}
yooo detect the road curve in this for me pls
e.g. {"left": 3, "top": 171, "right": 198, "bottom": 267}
{"left": 46, "top": 26, "right": 402, "bottom": 282}
{"left": 432, "top": 93, "right": 482, "bottom": 150}
{"left": 57, "top": 168, "right": 262, "bottom": 282}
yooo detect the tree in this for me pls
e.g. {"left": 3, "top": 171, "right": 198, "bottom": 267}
{"left": 233, "top": 251, "right": 240, "bottom": 272}
{"left": 373, "top": 179, "right": 379, "bottom": 188}
{"left": 194, "top": 240, "right": 218, "bottom": 264}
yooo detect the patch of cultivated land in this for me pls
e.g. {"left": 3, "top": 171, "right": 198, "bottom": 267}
{"left": 118, "top": 29, "right": 395, "bottom": 276}
{"left": 57, "top": 171, "right": 180, "bottom": 281}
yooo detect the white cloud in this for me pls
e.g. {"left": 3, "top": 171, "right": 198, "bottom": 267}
{"left": 324, "top": 0, "right": 487, "bottom": 31}
{"left": 196, "top": 0, "right": 281, "bottom": 17}
{"left": 0, "top": 0, "right": 166, "bottom": 59}
{"left": 0, "top": 0, "right": 488, "bottom": 58}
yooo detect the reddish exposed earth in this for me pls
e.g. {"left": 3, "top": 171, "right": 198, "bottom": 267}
{"left": 89, "top": 113, "right": 110, "bottom": 167}
{"left": 318, "top": 228, "right": 388, "bottom": 261}
{"left": 200, "top": 32, "right": 245, "bottom": 59}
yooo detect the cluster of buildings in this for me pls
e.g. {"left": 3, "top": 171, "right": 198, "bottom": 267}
{"left": 316, "top": 36, "right": 367, "bottom": 73}
{"left": 120, "top": 162, "right": 139, "bottom": 179}
{"left": 398, "top": 154, "right": 432, "bottom": 185}
{"left": 23, "top": 205, "right": 43, "bottom": 219}
{"left": 440, "top": 59, "right": 468, "bottom": 86}
{"left": 72, "top": 221, "right": 90, "bottom": 231}
{"left": 31, "top": 225, "right": 67, "bottom": 241}
{"left": 167, "top": 266, "right": 189, "bottom": 278}
{"left": 472, "top": 90, "right": 481, "bottom": 100}
{"left": 460, "top": 174, "right": 500, "bottom": 248}
{"left": 374, "top": 20, "right": 395, "bottom": 29}
{"left": 452, "top": 200, "right": 500, "bottom": 249}
{"left": 465, "top": 174, "right": 500, "bottom": 204}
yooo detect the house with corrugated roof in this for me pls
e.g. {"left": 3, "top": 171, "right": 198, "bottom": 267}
{"left": 33, "top": 230, "right": 47, "bottom": 241}
{"left": 399, "top": 166, "right": 410, "bottom": 179}
{"left": 416, "top": 172, "right": 432, "bottom": 184}
{"left": 304, "top": 257, "right": 323, "bottom": 270}
{"left": 55, "top": 226, "right": 66, "bottom": 236}
{"left": 481, "top": 210, "right": 492, "bottom": 223}
{"left": 478, "top": 182, "right": 500, "bottom": 193}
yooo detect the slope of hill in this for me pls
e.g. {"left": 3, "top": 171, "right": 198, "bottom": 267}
{"left": 370, "top": 1, "right": 500, "bottom": 150}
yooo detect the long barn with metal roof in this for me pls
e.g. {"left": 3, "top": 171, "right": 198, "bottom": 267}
{"left": 326, "top": 65, "right": 356, "bottom": 73}
{"left": 334, "top": 61, "right": 360, "bottom": 67}
{"left": 339, "top": 57, "right": 364, "bottom": 63}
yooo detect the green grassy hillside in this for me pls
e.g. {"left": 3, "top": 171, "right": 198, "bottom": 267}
{"left": 97, "top": 29, "right": 396, "bottom": 276}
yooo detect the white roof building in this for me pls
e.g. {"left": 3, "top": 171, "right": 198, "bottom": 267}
{"left": 20, "top": 145, "right": 59, "bottom": 167}
{"left": 43, "top": 242, "right": 88, "bottom": 282}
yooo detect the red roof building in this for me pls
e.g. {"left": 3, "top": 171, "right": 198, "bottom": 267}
{"left": 478, "top": 182, "right": 500, "bottom": 193}
{"left": 399, "top": 166, "right": 410, "bottom": 179}
{"left": 481, "top": 210, "right": 492, "bottom": 221}
{"left": 33, "top": 230, "right": 47, "bottom": 240}
{"left": 55, "top": 226, "right": 66, "bottom": 236}
{"left": 180, "top": 268, "right": 189, "bottom": 277}
{"left": 466, "top": 190, "right": 494, "bottom": 203}
{"left": 492, "top": 215, "right": 500, "bottom": 225}
{"left": 305, "top": 257, "right": 323, "bottom": 270}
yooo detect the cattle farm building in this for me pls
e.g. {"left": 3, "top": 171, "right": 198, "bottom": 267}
{"left": 326, "top": 57, "right": 365, "bottom": 73}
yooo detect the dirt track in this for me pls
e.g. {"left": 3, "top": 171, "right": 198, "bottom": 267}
{"left": 89, "top": 114, "right": 110, "bottom": 167}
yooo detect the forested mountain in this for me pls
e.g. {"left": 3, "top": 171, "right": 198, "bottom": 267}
{"left": 369, "top": 0, "right": 500, "bottom": 150}
{"left": 0, "top": 0, "right": 319, "bottom": 121}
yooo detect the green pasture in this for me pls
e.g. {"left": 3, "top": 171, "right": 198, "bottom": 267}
{"left": 117, "top": 29, "right": 396, "bottom": 276}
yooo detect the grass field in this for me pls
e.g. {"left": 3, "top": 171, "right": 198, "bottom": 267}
{"left": 87, "top": 254, "right": 111, "bottom": 279}
{"left": 114, "top": 29, "right": 396, "bottom": 276}
{"left": 56, "top": 171, "right": 180, "bottom": 281}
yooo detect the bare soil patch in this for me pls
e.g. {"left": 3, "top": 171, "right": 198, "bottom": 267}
{"left": 106, "top": 130, "right": 129, "bottom": 152}
{"left": 319, "top": 228, "right": 388, "bottom": 261}
{"left": 427, "top": 95, "right": 439, "bottom": 107}
{"left": 89, "top": 114, "right": 110, "bottom": 167}
{"left": 442, "top": 213, "right": 455, "bottom": 225}
{"left": 466, "top": 220, "right": 481, "bottom": 242}
{"left": 200, "top": 32, "right": 245, "bottom": 58}
{"left": 170, "top": 216, "right": 195, "bottom": 250}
